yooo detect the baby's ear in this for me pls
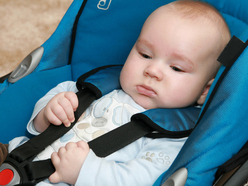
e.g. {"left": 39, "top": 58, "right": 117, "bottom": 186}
{"left": 197, "top": 79, "right": 215, "bottom": 105}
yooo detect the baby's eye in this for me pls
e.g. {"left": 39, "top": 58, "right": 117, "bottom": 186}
{"left": 171, "top": 66, "right": 184, "bottom": 72}
{"left": 140, "top": 53, "right": 152, "bottom": 59}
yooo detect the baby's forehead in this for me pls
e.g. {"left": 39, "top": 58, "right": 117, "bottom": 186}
{"left": 145, "top": 7, "right": 216, "bottom": 31}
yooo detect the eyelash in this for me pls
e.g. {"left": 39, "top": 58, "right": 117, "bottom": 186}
{"left": 140, "top": 52, "right": 152, "bottom": 59}
{"left": 171, "top": 66, "right": 184, "bottom": 72}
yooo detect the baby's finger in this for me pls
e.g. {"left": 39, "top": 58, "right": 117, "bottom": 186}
{"left": 51, "top": 152, "right": 61, "bottom": 167}
{"left": 56, "top": 98, "right": 75, "bottom": 126}
{"left": 51, "top": 152, "right": 60, "bottom": 165}
{"left": 49, "top": 171, "right": 61, "bottom": 183}
{"left": 57, "top": 146, "right": 67, "bottom": 158}
{"left": 64, "top": 92, "right": 78, "bottom": 111}
{"left": 44, "top": 107, "right": 63, "bottom": 126}
{"left": 50, "top": 103, "right": 71, "bottom": 127}
{"left": 65, "top": 142, "right": 77, "bottom": 150}
{"left": 77, "top": 141, "right": 89, "bottom": 150}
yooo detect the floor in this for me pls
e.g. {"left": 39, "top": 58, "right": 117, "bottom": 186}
{"left": 0, "top": 0, "right": 73, "bottom": 77}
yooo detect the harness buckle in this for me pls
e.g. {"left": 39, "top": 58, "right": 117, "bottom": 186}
{"left": 0, "top": 163, "right": 20, "bottom": 186}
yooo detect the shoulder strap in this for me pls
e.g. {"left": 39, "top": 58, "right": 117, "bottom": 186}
{"left": 89, "top": 106, "right": 200, "bottom": 157}
{"left": 3, "top": 87, "right": 97, "bottom": 185}
{"left": 7, "top": 88, "right": 97, "bottom": 163}
{"left": 89, "top": 118, "right": 154, "bottom": 157}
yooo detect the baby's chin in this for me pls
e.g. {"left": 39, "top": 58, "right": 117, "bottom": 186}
{"left": 133, "top": 98, "right": 158, "bottom": 110}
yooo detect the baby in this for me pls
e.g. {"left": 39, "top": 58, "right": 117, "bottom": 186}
{"left": 5, "top": 0, "right": 231, "bottom": 185}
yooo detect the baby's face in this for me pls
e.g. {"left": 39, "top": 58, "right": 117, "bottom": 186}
{"left": 120, "top": 10, "right": 221, "bottom": 109}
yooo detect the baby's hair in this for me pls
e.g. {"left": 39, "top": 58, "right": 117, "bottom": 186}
{"left": 167, "top": 0, "right": 231, "bottom": 48}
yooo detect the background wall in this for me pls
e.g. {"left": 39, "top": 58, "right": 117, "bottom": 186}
{"left": 0, "top": 0, "right": 73, "bottom": 77}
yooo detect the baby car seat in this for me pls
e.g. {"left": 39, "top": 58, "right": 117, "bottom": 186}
{"left": 0, "top": 0, "right": 248, "bottom": 185}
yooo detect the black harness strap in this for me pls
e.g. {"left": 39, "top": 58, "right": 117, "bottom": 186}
{"left": 18, "top": 119, "right": 155, "bottom": 185}
{"left": 9, "top": 88, "right": 96, "bottom": 162}
{"left": 4, "top": 88, "right": 97, "bottom": 185}
{"left": 5, "top": 86, "right": 156, "bottom": 185}
{"left": 88, "top": 119, "right": 154, "bottom": 157}
{"left": 25, "top": 160, "right": 56, "bottom": 184}
{"left": 217, "top": 36, "right": 247, "bottom": 69}
{"left": 11, "top": 117, "right": 155, "bottom": 185}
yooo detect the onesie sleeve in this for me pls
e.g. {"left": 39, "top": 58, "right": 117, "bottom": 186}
{"left": 27, "top": 81, "right": 78, "bottom": 135}
{"left": 75, "top": 137, "right": 187, "bottom": 186}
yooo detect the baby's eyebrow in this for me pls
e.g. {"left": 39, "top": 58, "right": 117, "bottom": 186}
{"left": 136, "top": 38, "right": 154, "bottom": 48}
{"left": 172, "top": 52, "right": 194, "bottom": 68}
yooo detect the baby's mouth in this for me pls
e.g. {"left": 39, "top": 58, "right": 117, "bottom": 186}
{"left": 136, "top": 85, "right": 157, "bottom": 97}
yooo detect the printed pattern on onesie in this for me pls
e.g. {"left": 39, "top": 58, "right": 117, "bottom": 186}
{"left": 37, "top": 90, "right": 145, "bottom": 160}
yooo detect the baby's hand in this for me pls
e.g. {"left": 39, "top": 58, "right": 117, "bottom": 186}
{"left": 49, "top": 141, "right": 90, "bottom": 184}
{"left": 44, "top": 91, "right": 78, "bottom": 127}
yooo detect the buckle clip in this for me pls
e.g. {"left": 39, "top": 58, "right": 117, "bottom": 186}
{"left": 0, "top": 163, "right": 20, "bottom": 186}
